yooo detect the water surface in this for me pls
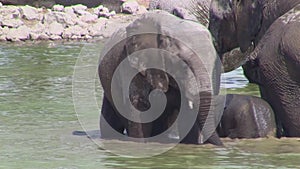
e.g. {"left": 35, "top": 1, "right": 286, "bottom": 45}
{"left": 0, "top": 41, "right": 299, "bottom": 169}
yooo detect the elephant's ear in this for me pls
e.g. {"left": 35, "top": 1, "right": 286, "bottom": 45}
{"left": 235, "top": 0, "right": 263, "bottom": 52}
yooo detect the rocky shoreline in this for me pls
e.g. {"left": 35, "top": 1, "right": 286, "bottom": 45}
{"left": 0, "top": 1, "right": 147, "bottom": 42}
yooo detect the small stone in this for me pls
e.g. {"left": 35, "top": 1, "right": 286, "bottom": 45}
{"left": 88, "top": 19, "right": 106, "bottom": 36}
{"left": 31, "top": 22, "right": 46, "bottom": 34}
{"left": 52, "top": 4, "right": 65, "bottom": 12}
{"left": 38, "top": 33, "right": 50, "bottom": 40}
{"left": 11, "top": 10, "right": 20, "bottom": 18}
{"left": 6, "top": 25, "right": 30, "bottom": 41}
{"left": 102, "top": 7, "right": 110, "bottom": 14}
{"left": 62, "top": 25, "right": 88, "bottom": 39}
{"left": 29, "top": 32, "right": 39, "bottom": 40}
{"left": 2, "top": 26, "right": 9, "bottom": 35}
{"left": 0, "top": 35, "right": 6, "bottom": 41}
{"left": 72, "top": 4, "right": 87, "bottom": 14}
{"left": 1, "top": 19, "right": 24, "bottom": 28}
{"left": 93, "top": 5, "right": 104, "bottom": 15}
{"left": 84, "top": 35, "right": 92, "bottom": 39}
{"left": 0, "top": 2, "right": 3, "bottom": 7}
{"left": 65, "top": 6, "right": 75, "bottom": 16}
{"left": 79, "top": 13, "right": 98, "bottom": 23}
{"left": 47, "top": 22, "right": 64, "bottom": 36}
{"left": 49, "top": 35, "right": 62, "bottom": 40}
{"left": 42, "top": 12, "right": 56, "bottom": 24}
{"left": 75, "top": 9, "right": 89, "bottom": 16}
{"left": 0, "top": 6, "right": 20, "bottom": 19}
{"left": 20, "top": 5, "right": 41, "bottom": 20}
{"left": 76, "top": 21, "right": 89, "bottom": 28}
{"left": 121, "top": 1, "right": 139, "bottom": 14}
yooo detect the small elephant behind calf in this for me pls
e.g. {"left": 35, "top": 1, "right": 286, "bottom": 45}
{"left": 218, "top": 94, "right": 276, "bottom": 139}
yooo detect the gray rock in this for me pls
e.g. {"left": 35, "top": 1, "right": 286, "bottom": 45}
{"left": 1, "top": 26, "right": 9, "bottom": 35}
{"left": 99, "top": 7, "right": 113, "bottom": 18}
{"left": 76, "top": 20, "right": 89, "bottom": 28}
{"left": 88, "top": 18, "right": 107, "bottom": 36}
{"left": 84, "top": 35, "right": 92, "bottom": 39}
{"left": 49, "top": 35, "right": 62, "bottom": 40}
{"left": 121, "top": 0, "right": 139, "bottom": 14}
{"left": 43, "top": 11, "right": 76, "bottom": 26}
{"left": 42, "top": 11, "right": 56, "bottom": 24}
{"left": 99, "top": 0, "right": 123, "bottom": 13}
{"left": 1, "top": 19, "right": 23, "bottom": 28}
{"left": 0, "top": 6, "right": 20, "bottom": 19}
{"left": 93, "top": 5, "right": 104, "bottom": 15}
{"left": 47, "top": 22, "right": 64, "bottom": 36}
{"left": 19, "top": 5, "right": 41, "bottom": 20}
{"left": 53, "top": 11, "right": 77, "bottom": 26}
{"left": 75, "top": 9, "right": 88, "bottom": 16}
{"left": 52, "top": 4, "right": 64, "bottom": 12}
{"left": 31, "top": 22, "right": 46, "bottom": 34}
{"left": 79, "top": 12, "right": 98, "bottom": 23}
{"left": 6, "top": 25, "right": 30, "bottom": 41}
{"left": 29, "top": 32, "right": 39, "bottom": 40}
{"left": 0, "top": 26, "right": 8, "bottom": 40}
{"left": 64, "top": 6, "right": 76, "bottom": 17}
{"left": 11, "top": 9, "right": 20, "bottom": 18}
{"left": 62, "top": 25, "right": 88, "bottom": 39}
{"left": 0, "top": 35, "right": 6, "bottom": 41}
{"left": 37, "top": 33, "right": 50, "bottom": 40}
{"left": 102, "top": 7, "right": 110, "bottom": 14}
{"left": 72, "top": 4, "right": 87, "bottom": 14}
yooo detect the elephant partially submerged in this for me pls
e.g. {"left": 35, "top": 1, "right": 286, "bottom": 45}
{"left": 209, "top": 0, "right": 300, "bottom": 137}
{"left": 218, "top": 94, "right": 276, "bottom": 139}
{"left": 98, "top": 11, "right": 224, "bottom": 145}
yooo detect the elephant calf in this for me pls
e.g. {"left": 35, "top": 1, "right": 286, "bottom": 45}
{"left": 98, "top": 10, "right": 224, "bottom": 145}
{"left": 217, "top": 94, "right": 276, "bottom": 139}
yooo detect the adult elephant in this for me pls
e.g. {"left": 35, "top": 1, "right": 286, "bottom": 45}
{"left": 217, "top": 94, "right": 276, "bottom": 139}
{"left": 209, "top": 0, "right": 300, "bottom": 137}
{"left": 149, "top": 0, "right": 252, "bottom": 72}
{"left": 98, "top": 11, "right": 224, "bottom": 145}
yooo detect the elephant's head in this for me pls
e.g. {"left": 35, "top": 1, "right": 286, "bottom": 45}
{"left": 209, "top": 0, "right": 264, "bottom": 53}
{"left": 125, "top": 34, "right": 170, "bottom": 92}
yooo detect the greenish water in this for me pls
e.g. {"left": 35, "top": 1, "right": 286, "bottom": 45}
{"left": 0, "top": 41, "right": 299, "bottom": 169}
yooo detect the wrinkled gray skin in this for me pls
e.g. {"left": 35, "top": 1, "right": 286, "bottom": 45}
{"left": 217, "top": 94, "right": 276, "bottom": 139}
{"left": 99, "top": 11, "right": 223, "bottom": 145}
{"left": 209, "top": 0, "right": 300, "bottom": 137}
{"left": 149, "top": 0, "right": 211, "bottom": 26}
{"left": 149, "top": 0, "right": 251, "bottom": 73}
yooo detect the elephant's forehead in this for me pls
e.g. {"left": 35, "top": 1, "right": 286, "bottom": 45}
{"left": 280, "top": 4, "right": 300, "bottom": 24}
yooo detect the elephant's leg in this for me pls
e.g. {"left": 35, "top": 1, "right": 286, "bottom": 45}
{"left": 100, "top": 95, "right": 125, "bottom": 138}
{"left": 126, "top": 94, "right": 153, "bottom": 139}
{"left": 180, "top": 122, "right": 200, "bottom": 144}
{"left": 179, "top": 121, "right": 222, "bottom": 145}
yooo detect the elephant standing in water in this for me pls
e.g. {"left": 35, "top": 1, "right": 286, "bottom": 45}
{"left": 218, "top": 94, "right": 276, "bottom": 139}
{"left": 99, "top": 11, "right": 224, "bottom": 145}
{"left": 209, "top": 0, "right": 300, "bottom": 137}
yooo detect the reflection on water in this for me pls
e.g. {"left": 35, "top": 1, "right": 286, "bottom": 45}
{"left": 0, "top": 41, "right": 299, "bottom": 168}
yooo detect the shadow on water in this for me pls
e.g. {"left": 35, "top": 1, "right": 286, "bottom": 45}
{"left": 0, "top": 41, "right": 299, "bottom": 168}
